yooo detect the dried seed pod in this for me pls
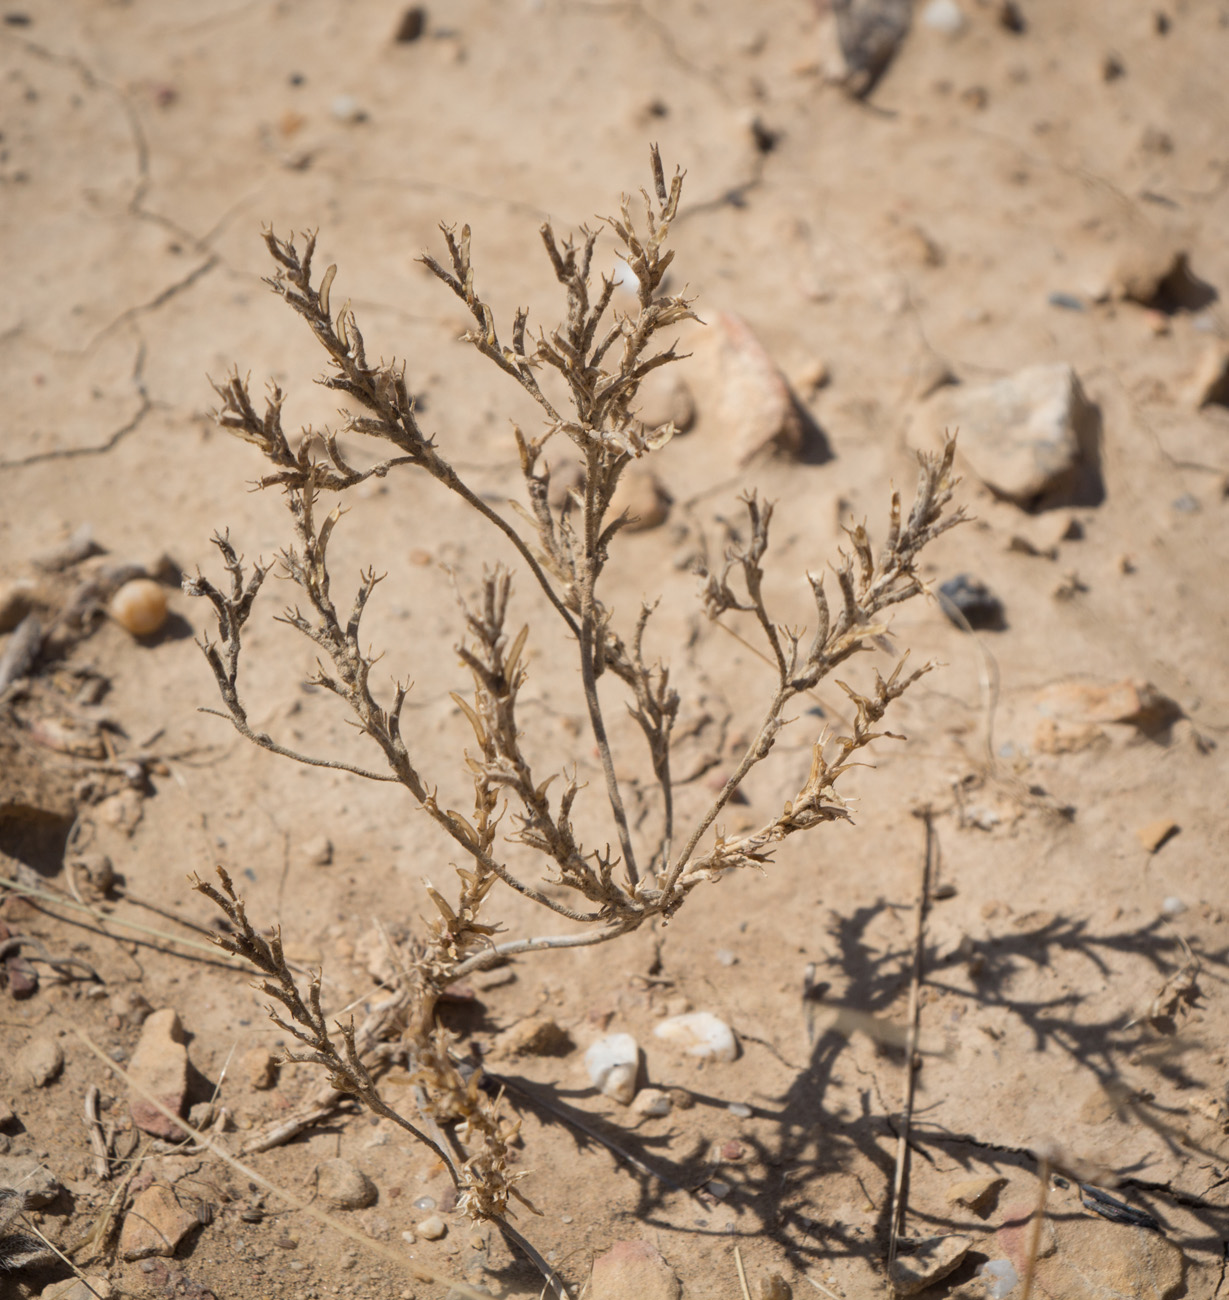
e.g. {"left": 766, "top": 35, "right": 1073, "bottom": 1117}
{"left": 109, "top": 578, "right": 168, "bottom": 636}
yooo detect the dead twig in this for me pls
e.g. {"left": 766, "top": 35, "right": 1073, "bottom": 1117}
{"left": 888, "top": 808, "right": 936, "bottom": 1270}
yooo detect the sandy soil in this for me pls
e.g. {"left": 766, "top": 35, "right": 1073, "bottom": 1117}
{"left": 2, "top": 2, "right": 1229, "bottom": 1297}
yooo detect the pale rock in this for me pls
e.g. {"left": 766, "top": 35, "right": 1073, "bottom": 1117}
{"left": 40, "top": 1279, "right": 112, "bottom": 1300}
{"left": 119, "top": 1182, "right": 198, "bottom": 1260}
{"left": 889, "top": 1234, "right": 972, "bottom": 1295}
{"left": 588, "top": 1238, "right": 681, "bottom": 1300}
{"left": 630, "top": 1088, "right": 673, "bottom": 1118}
{"left": 635, "top": 371, "right": 696, "bottom": 435}
{"left": 109, "top": 986, "right": 153, "bottom": 1028}
{"left": 710, "top": 312, "right": 806, "bottom": 465}
{"left": 609, "top": 468, "right": 670, "bottom": 532}
{"left": 794, "top": 358, "right": 831, "bottom": 396}
{"left": 491, "top": 1015, "right": 573, "bottom": 1058}
{"left": 243, "top": 1047, "right": 280, "bottom": 1090}
{"left": 417, "top": 1213, "right": 447, "bottom": 1240}
{"left": 1108, "top": 238, "right": 1187, "bottom": 305}
{"left": 16, "top": 1036, "right": 63, "bottom": 1088}
{"left": 0, "top": 1156, "right": 59, "bottom": 1207}
{"left": 299, "top": 833, "right": 334, "bottom": 867}
{"left": 921, "top": 0, "right": 965, "bottom": 33}
{"left": 128, "top": 1009, "right": 189, "bottom": 1140}
{"left": 315, "top": 1158, "right": 377, "bottom": 1210}
{"left": 1033, "top": 679, "right": 1182, "bottom": 733}
{"left": 1004, "top": 1213, "right": 1185, "bottom": 1299}
{"left": 1188, "top": 341, "right": 1229, "bottom": 409}
{"left": 945, "top": 1173, "right": 1005, "bottom": 1212}
{"left": 96, "top": 786, "right": 144, "bottom": 835}
{"left": 584, "top": 1033, "right": 641, "bottom": 1104}
{"left": 926, "top": 363, "right": 1095, "bottom": 506}
{"left": 653, "top": 1012, "right": 738, "bottom": 1062}
{"left": 1136, "top": 819, "right": 1179, "bottom": 853}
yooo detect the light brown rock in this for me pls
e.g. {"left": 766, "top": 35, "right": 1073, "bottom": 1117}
{"left": 1109, "top": 238, "right": 1187, "bottom": 305}
{"left": 119, "top": 1181, "right": 198, "bottom": 1260}
{"left": 1136, "top": 819, "right": 1179, "bottom": 853}
{"left": 16, "top": 1036, "right": 63, "bottom": 1088}
{"left": 40, "top": 1278, "right": 112, "bottom": 1300}
{"left": 0, "top": 1156, "right": 59, "bottom": 1207}
{"left": 491, "top": 1015, "right": 573, "bottom": 1058}
{"left": 609, "top": 468, "right": 670, "bottom": 532}
{"left": 1034, "top": 679, "right": 1182, "bottom": 733}
{"left": 635, "top": 371, "right": 696, "bottom": 434}
{"left": 945, "top": 1173, "right": 1006, "bottom": 1212}
{"left": 243, "top": 1046, "right": 280, "bottom": 1090}
{"left": 299, "top": 833, "right": 334, "bottom": 867}
{"left": 888, "top": 1234, "right": 972, "bottom": 1295}
{"left": 711, "top": 312, "right": 807, "bottom": 465}
{"left": 315, "top": 1158, "right": 377, "bottom": 1210}
{"left": 589, "top": 1238, "right": 681, "bottom": 1300}
{"left": 926, "top": 363, "right": 1094, "bottom": 506}
{"left": 127, "top": 1008, "right": 189, "bottom": 1140}
{"left": 1015, "top": 1215, "right": 1184, "bottom": 1299}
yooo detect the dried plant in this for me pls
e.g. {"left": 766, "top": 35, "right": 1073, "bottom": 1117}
{"left": 185, "top": 147, "right": 964, "bottom": 1262}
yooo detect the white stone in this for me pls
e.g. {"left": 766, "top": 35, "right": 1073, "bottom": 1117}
{"left": 417, "top": 1213, "right": 447, "bottom": 1240}
{"left": 630, "top": 1088, "right": 673, "bottom": 1118}
{"left": 584, "top": 1033, "right": 640, "bottom": 1104}
{"left": 653, "top": 1012, "right": 738, "bottom": 1062}
{"left": 921, "top": 0, "right": 966, "bottom": 33}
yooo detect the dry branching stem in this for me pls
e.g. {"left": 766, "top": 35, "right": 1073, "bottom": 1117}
{"left": 185, "top": 146, "right": 965, "bottom": 1234}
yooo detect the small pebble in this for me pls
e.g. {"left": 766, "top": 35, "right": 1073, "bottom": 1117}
{"left": 716, "top": 948, "right": 738, "bottom": 967}
{"left": 417, "top": 1214, "right": 447, "bottom": 1240}
{"left": 938, "top": 574, "right": 1005, "bottom": 631}
{"left": 413, "top": 1195, "right": 437, "bottom": 1210}
{"left": 1048, "top": 291, "right": 1085, "bottom": 311}
{"left": 1172, "top": 493, "right": 1200, "bottom": 514}
{"left": 393, "top": 5, "right": 425, "bottom": 40}
{"left": 727, "top": 1101, "right": 753, "bottom": 1119}
{"left": 631, "top": 1088, "right": 673, "bottom": 1118}
{"left": 109, "top": 579, "right": 168, "bottom": 637}
{"left": 299, "top": 834, "right": 334, "bottom": 867}
{"left": 921, "top": 0, "right": 966, "bottom": 34}
{"left": 16, "top": 1036, "right": 63, "bottom": 1087}
{"left": 331, "top": 95, "right": 367, "bottom": 124}
{"left": 1161, "top": 895, "right": 1186, "bottom": 916}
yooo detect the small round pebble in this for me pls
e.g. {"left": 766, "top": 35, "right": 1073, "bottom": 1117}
{"left": 417, "top": 1214, "right": 447, "bottom": 1240}
{"left": 109, "top": 578, "right": 168, "bottom": 636}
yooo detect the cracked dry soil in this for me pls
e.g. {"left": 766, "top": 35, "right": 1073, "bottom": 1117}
{"left": 2, "top": 2, "right": 1229, "bottom": 1298}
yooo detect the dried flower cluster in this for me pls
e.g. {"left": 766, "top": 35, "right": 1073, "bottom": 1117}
{"left": 186, "top": 147, "right": 964, "bottom": 1247}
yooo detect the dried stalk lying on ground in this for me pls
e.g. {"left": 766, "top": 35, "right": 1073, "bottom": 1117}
{"left": 187, "top": 147, "right": 964, "bottom": 1231}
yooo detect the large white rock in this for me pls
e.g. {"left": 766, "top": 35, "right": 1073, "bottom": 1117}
{"left": 584, "top": 1033, "right": 640, "bottom": 1104}
{"left": 924, "top": 363, "right": 1095, "bottom": 506}
{"left": 653, "top": 1012, "right": 738, "bottom": 1062}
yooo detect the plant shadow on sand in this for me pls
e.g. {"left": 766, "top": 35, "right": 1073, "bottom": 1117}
{"left": 478, "top": 903, "right": 1229, "bottom": 1290}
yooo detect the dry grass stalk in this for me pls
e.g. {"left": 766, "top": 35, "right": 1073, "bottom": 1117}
{"left": 185, "top": 147, "right": 965, "bottom": 1241}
